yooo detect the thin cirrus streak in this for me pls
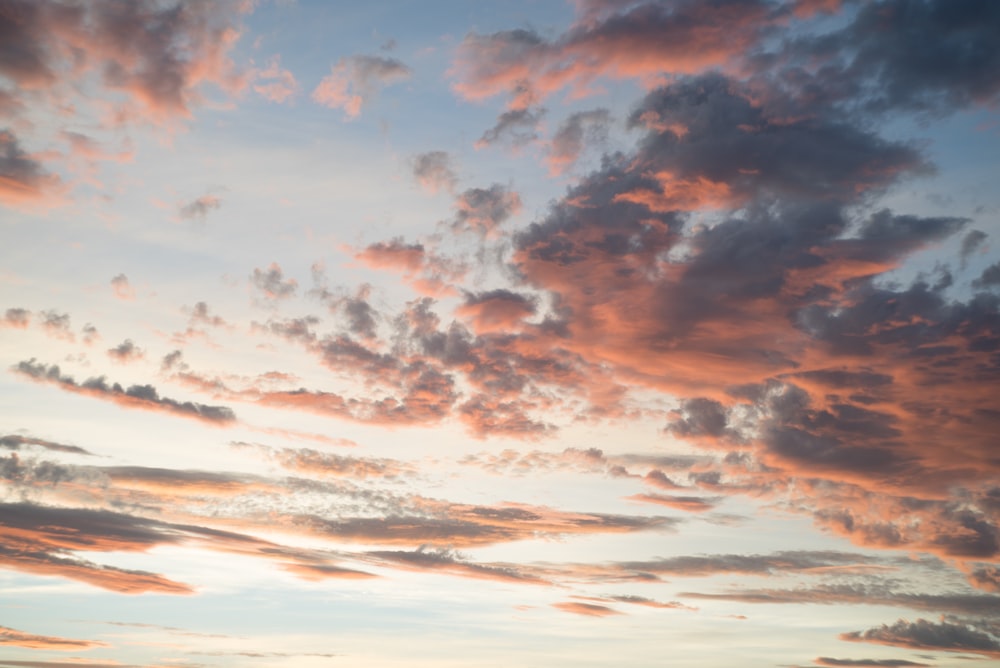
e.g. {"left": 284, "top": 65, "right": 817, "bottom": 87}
{"left": 0, "top": 1, "right": 999, "bottom": 666}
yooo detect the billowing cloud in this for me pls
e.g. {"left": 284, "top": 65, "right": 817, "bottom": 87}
{"left": 312, "top": 54, "right": 411, "bottom": 119}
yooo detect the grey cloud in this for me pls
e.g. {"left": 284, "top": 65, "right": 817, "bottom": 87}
{"left": 2, "top": 307, "right": 29, "bottom": 327}
{"left": 841, "top": 617, "right": 1000, "bottom": 657}
{"left": 107, "top": 339, "right": 143, "bottom": 362}
{"left": 412, "top": 151, "right": 457, "bottom": 194}
{"left": 0, "top": 129, "right": 62, "bottom": 203}
{"left": 251, "top": 263, "right": 298, "bottom": 300}
{"left": 548, "top": 108, "right": 611, "bottom": 173}
{"left": 14, "top": 359, "right": 237, "bottom": 424}
{"left": 813, "top": 659, "right": 929, "bottom": 667}
{"left": 453, "top": 184, "right": 522, "bottom": 236}
{"left": 0, "top": 434, "right": 93, "bottom": 455}
{"left": 476, "top": 107, "right": 545, "bottom": 148}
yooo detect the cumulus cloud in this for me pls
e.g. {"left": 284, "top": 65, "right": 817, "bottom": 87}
{"left": 312, "top": 54, "right": 411, "bottom": 119}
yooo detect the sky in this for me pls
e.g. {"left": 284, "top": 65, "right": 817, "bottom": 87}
{"left": 1, "top": 0, "right": 1000, "bottom": 666}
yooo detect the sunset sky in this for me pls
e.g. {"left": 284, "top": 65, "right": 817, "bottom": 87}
{"left": 2, "top": 1, "right": 1000, "bottom": 666}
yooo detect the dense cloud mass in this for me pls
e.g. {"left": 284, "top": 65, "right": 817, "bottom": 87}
{"left": 1, "top": 1, "right": 999, "bottom": 666}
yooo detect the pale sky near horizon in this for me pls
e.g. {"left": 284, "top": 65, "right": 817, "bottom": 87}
{"left": 2, "top": 1, "right": 1000, "bottom": 667}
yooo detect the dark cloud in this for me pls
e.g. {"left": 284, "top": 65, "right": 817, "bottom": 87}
{"left": 0, "top": 434, "right": 92, "bottom": 456}
{"left": 961, "top": 229, "right": 989, "bottom": 263}
{"left": 973, "top": 262, "right": 1000, "bottom": 289}
{"left": 0, "top": 129, "right": 63, "bottom": 205}
{"left": 841, "top": 618, "right": 1000, "bottom": 658}
{"left": 13, "top": 359, "right": 237, "bottom": 424}
{"left": 770, "top": 0, "right": 1000, "bottom": 116}
{"left": 476, "top": 107, "right": 545, "bottom": 149}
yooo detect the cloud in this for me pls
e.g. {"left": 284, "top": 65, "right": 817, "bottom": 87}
{"left": 13, "top": 359, "right": 237, "bottom": 424}
{"left": 0, "top": 625, "right": 107, "bottom": 651}
{"left": 178, "top": 193, "right": 222, "bottom": 222}
{"left": 107, "top": 339, "right": 144, "bottom": 363}
{"left": 475, "top": 106, "right": 545, "bottom": 149}
{"left": 0, "top": 0, "right": 247, "bottom": 119}
{"left": 312, "top": 54, "right": 411, "bottom": 119}
{"left": 453, "top": 184, "right": 522, "bottom": 237}
{"left": 680, "top": 583, "right": 1000, "bottom": 618}
{"left": 0, "top": 434, "right": 93, "bottom": 456}
{"left": 0, "top": 129, "right": 64, "bottom": 206}
{"left": 456, "top": 289, "right": 537, "bottom": 334}
{"left": 546, "top": 108, "right": 611, "bottom": 175}
{"left": 364, "top": 547, "right": 549, "bottom": 585}
{"left": 355, "top": 238, "right": 465, "bottom": 296}
{"left": 250, "top": 263, "right": 298, "bottom": 300}
{"left": 252, "top": 54, "right": 298, "bottom": 103}
{"left": 552, "top": 601, "right": 623, "bottom": 617}
{"left": 626, "top": 493, "right": 722, "bottom": 513}
{"left": 813, "top": 659, "right": 929, "bottom": 668}
{"left": 841, "top": 618, "right": 1000, "bottom": 658}
{"left": 451, "top": 1, "right": 782, "bottom": 107}
{"left": 1, "top": 307, "right": 30, "bottom": 328}
{"left": 109, "top": 273, "right": 135, "bottom": 300}
{"left": 38, "top": 310, "right": 73, "bottom": 340}
{"left": 412, "top": 151, "right": 457, "bottom": 194}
